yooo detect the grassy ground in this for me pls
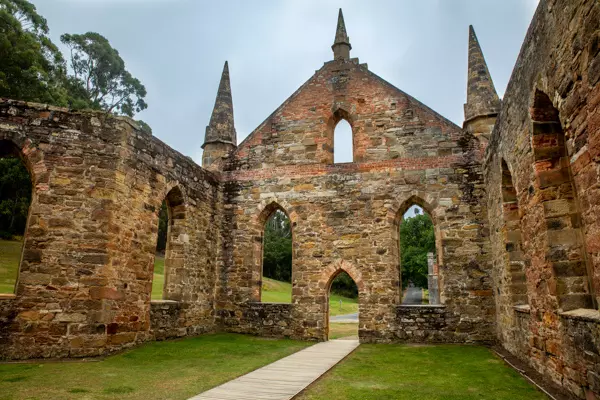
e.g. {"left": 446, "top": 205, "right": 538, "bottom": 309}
{"left": 0, "top": 333, "right": 310, "bottom": 400}
{"left": 0, "top": 239, "right": 21, "bottom": 294}
{"left": 297, "top": 344, "right": 547, "bottom": 400}
{"left": 151, "top": 255, "right": 165, "bottom": 300}
{"left": 261, "top": 277, "right": 292, "bottom": 303}
{"left": 262, "top": 277, "right": 358, "bottom": 316}
{"left": 329, "top": 323, "right": 358, "bottom": 340}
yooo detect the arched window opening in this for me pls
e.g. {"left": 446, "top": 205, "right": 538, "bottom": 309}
{"left": 501, "top": 159, "right": 527, "bottom": 306}
{"left": 399, "top": 205, "right": 439, "bottom": 305}
{"left": 327, "top": 271, "right": 358, "bottom": 340}
{"left": 151, "top": 187, "right": 185, "bottom": 301}
{"left": 333, "top": 119, "right": 353, "bottom": 163}
{"left": 261, "top": 208, "right": 292, "bottom": 303}
{"left": 152, "top": 201, "right": 168, "bottom": 300}
{"left": 0, "top": 141, "right": 32, "bottom": 295}
{"left": 530, "top": 90, "right": 595, "bottom": 310}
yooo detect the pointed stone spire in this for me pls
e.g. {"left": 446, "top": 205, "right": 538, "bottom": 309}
{"left": 332, "top": 8, "right": 351, "bottom": 60}
{"left": 464, "top": 25, "right": 501, "bottom": 123}
{"left": 202, "top": 61, "right": 236, "bottom": 170}
{"left": 203, "top": 61, "right": 236, "bottom": 147}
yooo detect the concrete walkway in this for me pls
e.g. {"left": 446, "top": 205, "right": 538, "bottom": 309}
{"left": 189, "top": 339, "right": 359, "bottom": 400}
{"left": 330, "top": 312, "right": 358, "bottom": 323}
{"left": 402, "top": 286, "right": 423, "bottom": 305}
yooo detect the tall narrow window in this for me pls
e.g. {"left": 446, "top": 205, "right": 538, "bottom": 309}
{"left": 0, "top": 141, "right": 32, "bottom": 294}
{"left": 501, "top": 159, "right": 527, "bottom": 305}
{"left": 261, "top": 208, "right": 292, "bottom": 303}
{"left": 399, "top": 205, "right": 439, "bottom": 305}
{"left": 151, "top": 187, "right": 185, "bottom": 301}
{"left": 328, "top": 271, "right": 358, "bottom": 340}
{"left": 334, "top": 119, "right": 353, "bottom": 163}
{"left": 152, "top": 201, "right": 168, "bottom": 300}
{"left": 530, "top": 90, "right": 595, "bottom": 310}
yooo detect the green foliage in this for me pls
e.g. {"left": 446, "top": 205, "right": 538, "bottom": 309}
{"left": 61, "top": 32, "right": 148, "bottom": 116}
{"left": 0, "top": 1, "right": 148, "bottom": 117}
{"left": 330, "top": 271, "right": 358, "bottom": 299}
{"left": 0, "top": 157, "right": 31, "bottom": 238}
{"left": 136, "top": 119, "right": 152, "bottom": 134}
{"left": 263, "top": 210, "right": 292, "bottom": 282}
{"left": 400, "top": 213, "right": 435, "bottom": 288}
{"left": 156, "top": 201, "right": 168, "bottom": 253}
{"left": 0, "top": 0, "right": 69, "bottom": 105}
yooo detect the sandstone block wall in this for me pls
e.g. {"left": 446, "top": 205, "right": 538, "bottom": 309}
{"left": 484, "top": 0, "right": 600, "bottom": 397}
{"left": 391, "top": 305, "right": 490, "bottom": 343}
{"left": 234, "top": 60, "right": 461, "bottom": 168}
{"left": 0, "top": 100, "right": 220, "bottom": 359}
{"left": 1, "top": 2, "right": 599, "bottom": 398}
{"left": 217, "top": 59, "right": 495, "bottom": 343}
{"left": 224, "top": 302, "right": 294, "bottom": 338}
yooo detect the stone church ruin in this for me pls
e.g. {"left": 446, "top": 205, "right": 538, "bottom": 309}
{"left": 1, "top": 0, "right": 600, "bottom": 398}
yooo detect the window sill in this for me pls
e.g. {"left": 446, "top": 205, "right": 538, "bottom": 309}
{"left": 398, "top": 304, "right": 446, "bottom": 309}
{"left": 513, "top": 304, "right": 531, "bottom": 314}
{"left": 0, "top": 293, "right": 16, "bottom": 300}
{"left": 559, "top": 308, "right": 600, "bottom": 323}
{"left": 150, "top": 299, "right": 178, "bottom": 304}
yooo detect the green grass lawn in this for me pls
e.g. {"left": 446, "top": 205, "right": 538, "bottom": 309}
{"left": 262, "top": 277, "right": 359, "bottom": 316}
{"left": 297, "top": 344, "right": 547, "bottom": 400}
{"left": 261, "top": 277, "right": 293, "bottom": 303}
{"left": 151, "top": 255, "right": 165, "bottom": 300}
{"left": 329, "top": 323, "right": 358, "bottom": 340}
{"left": 0, "top": 239, "right": 21, "bottom": 294}
{"left": 0, "top": 333, "right": 310, "bottom": 400}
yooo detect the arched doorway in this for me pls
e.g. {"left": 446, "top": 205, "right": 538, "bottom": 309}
{"left": 321, "top": 260, "right": 363, "bottom": 341}
{"left": 327, "top": 270, "right": 359, "bottom": 340}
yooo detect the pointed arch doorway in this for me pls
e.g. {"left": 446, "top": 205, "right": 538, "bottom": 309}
{"left": 321, "top": 260, "right": 363, "bottom": 341}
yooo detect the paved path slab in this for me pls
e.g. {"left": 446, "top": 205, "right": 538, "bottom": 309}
{"left": 402, "top": 286, "right": 423, "bottom": 305}
{"left": 330, "top": 312, "right": 358, "bottom": 323}
{"left": 189, "top": 339, "right": 359, "bottom": 400}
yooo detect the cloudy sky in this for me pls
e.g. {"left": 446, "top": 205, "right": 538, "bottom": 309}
{"left": 32, "top": 0, "right": 539, "bottom": 164}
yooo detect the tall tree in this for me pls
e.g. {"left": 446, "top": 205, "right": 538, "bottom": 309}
{"left": 0, "top": 0, "right": 69, "bottom": 105}
{"left": 263, "top": 210, "right": 292, "bottom": 282}
{"left": 400, "top": 213, "right": 435, "bottom": 288}
{"left": 61, "top": 32, "right": 147, "bottom": 117}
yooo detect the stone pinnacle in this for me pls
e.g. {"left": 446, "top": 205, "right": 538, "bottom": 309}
{"left": 332, "top": 8, "right": 352, "bottom": 60}
{"left": 464, "top": 25, "right": 501, "bottom": 122}
{"left": 203, "top": 61, "right": 236, "bottom": 148}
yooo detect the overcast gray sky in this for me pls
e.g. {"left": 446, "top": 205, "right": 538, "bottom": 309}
{"left": 32, "top": 0, "right": 539, "bottom": 164}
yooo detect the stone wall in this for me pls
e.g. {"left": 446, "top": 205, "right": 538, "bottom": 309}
{"left": 217, "top": 58, "right": 495, "bottom": 344}
{"left": 232, "top": 60, "right": 461, "bottom": 169}
{"left": 0, "top": 99, "right": 220, "bottom": 359}
{"left": 393, "top": 305, "right": 471, "bottom": 343}
{"left": 223, "top": 303, "right": 295, "bottom": 338}
{"left": 484, "top": 0, "right": 600, "bottom": 397}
